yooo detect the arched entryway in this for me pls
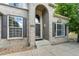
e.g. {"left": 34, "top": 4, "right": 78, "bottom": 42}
{"left": 29, "top": 4, "right": 53, "bottom": 48}
{"left": 35, "top": 5, "right": 49, "bottom": 41}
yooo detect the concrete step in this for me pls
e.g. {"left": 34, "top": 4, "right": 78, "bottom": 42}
{"left": 36, "top": 40, "right": 51, "bottom": 48}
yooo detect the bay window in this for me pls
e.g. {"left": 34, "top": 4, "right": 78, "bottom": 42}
{"left": 8, "top": 16, "right": 23, "bottom": 38}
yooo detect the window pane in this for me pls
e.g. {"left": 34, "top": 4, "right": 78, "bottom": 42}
{"left": 9, "top": 3, "right": 19, "bottom": 7}
{"left": 57, "top": 29, "right": 61, "bottom": 36}
{"left": 9, "top": 16, "right": 14, "bottom": 26}
{"left": 35, "top": 15, "right": 40, "bottom": 24}
{"left": 14, "top": 16, "right": 23, "bottom": 28}
{"left": 14, "top": 3, "right": 19, "bottom": 7}
{"left": 9, "top": 28, "right": 22, "bottom": 37}
{"left": 61, "top": 29, "right": 65, "bottom": 35}
{"left": 9, "top": 16, "right": 23, "bottom": 28}
{"left": 57, "top": 29, "right": 65, "bottom": 36}
{"left": 57, "top": 24, "right": 64, "bottom": 29}
{"left": 57, "top": 24, "right": 61, "bottom": 29}
{"left": 35, "top": 18, "right": 40, "bottom": 24}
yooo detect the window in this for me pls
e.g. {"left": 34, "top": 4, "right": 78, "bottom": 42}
{"left": 35, "top": 18, "right": 40, "bottom": 24}
{"left": 56, "top": 23, "right": 65, "bottom": 37}
{"left": 35, "top": 15, "right": 40, "bottom": 24}
{"left": 53, "top": 22, "right": 66, "bottom": 37}
{"left": 9, "top": 3, "right": 28, "bottom": 9}
{"left": 9, "top": 3, "right": 19, "bottom": 7}
{"left": 13, "top": 3, "right": 19, "bottom": 7}
{"left": 9, "top": 16, "right": 23, "bottom": 38}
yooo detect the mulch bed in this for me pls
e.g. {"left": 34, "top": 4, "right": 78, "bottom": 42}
{"left": 0, "top": 47, "right": 32, "bottom": 55}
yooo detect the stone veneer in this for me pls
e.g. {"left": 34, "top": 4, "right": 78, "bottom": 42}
{"left": 0, "top": 3, "right": 69, "bottom": 49}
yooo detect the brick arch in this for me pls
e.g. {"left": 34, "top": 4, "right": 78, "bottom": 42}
{"left": 35, "top": 4, "right": 49, "bottom": 40}
{"left": 29, "top": 4, "right": 53, "bottom": 47}
{"left": 34, "top": 4, "right": 50, "bottom": 14}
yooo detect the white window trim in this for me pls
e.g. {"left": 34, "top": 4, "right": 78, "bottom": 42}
{"left": 7, "top": 15, "right": 23, "bottom": 40}
{"left": 55, "top": 23, "right": 65, "bottom": 37}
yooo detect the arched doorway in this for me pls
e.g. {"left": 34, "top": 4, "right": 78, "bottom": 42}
{"left": 35, "top": 5, "right": 49, "bottom": 41}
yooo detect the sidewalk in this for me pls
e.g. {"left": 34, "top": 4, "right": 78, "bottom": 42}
{"left": 4, "top": 42, "right": 79, "bottom": 56}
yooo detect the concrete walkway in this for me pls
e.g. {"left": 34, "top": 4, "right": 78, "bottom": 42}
{"left": 4, "top": 42, "right": 79, "bottom": 56}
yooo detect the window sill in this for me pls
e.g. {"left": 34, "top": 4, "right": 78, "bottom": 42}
{"left": 7, "top": 37, "right": 23, "bottom": 40}
{"left": 54, "top": 36, "right": 67, "bottom": 38}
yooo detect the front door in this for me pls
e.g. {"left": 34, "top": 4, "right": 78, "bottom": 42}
{"left": 35, "top": 15, "right": 42, "bottom": 39}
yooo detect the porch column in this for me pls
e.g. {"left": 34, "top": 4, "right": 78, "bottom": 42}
{"left": 28, "top": 4, "right": 36, "bottom": 48}
{"left": 48, "top": 8, "right": 54, "bottom": 44}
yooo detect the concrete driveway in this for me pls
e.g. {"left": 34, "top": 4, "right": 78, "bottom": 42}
{"left": 4, "top": 42, "right": 79, "bottom": 56}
